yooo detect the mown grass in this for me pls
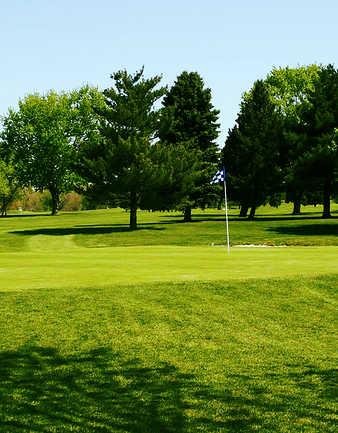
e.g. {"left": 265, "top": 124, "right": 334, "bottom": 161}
{"left": 1, "top": 202, "right": 338, "bottom": 253}
{"left": 1, "top": 245, "right": 338, "bottom": 291}
{"left": 0, "top": 204, "right": 337, "bottom": 432}
{"left": 0, "top": 276, "right": 337, "bottom": 432}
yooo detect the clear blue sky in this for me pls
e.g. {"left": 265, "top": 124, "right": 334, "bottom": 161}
{"left": 1, "top": 0, "right": 337, "bottom": 145}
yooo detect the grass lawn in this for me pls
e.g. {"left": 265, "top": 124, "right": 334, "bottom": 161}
{"left": 0, "top": 205, "right": 337, "bottom": 432}
{"left": 2, "top": 202, "right": 338, "bottom": 251}
{"left": 1, "top": 245, "right": 338, "bottom": 291}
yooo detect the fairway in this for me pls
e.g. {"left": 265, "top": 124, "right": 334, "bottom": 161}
{"left": 0, "top": 205, "right": 337, "bottom": 291}
{"left": 0, "top": 207, "right": 337, "bottom": 432}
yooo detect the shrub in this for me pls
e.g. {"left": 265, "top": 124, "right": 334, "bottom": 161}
{"left": 60, "top": 192, "right": 83, "bottom": 211}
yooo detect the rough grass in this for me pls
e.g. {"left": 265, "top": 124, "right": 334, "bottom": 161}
{"left": 0, "top": 204, "right": 337, "bottom": 432}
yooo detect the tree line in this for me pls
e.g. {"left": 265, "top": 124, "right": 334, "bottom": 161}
{"left": 224, "top": 64, "right": 338, "bottom": 219}
{"left": 0, "top": 64, "right": 337, "bottom": 228}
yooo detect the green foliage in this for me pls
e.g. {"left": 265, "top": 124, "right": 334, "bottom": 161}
{"left": 161, "top": 71, "right": 220, "bottom": 149}
{"left": 139, "top": 142, "right": 198, "bottom": 211}
{"left": 287, "top": 65, "right": 338, "bottom": 217}
{"left": 0, "top": 158, "right": 20, "bottom": 217}
{"left": 160, "top": 71, "right": 220, "bottom": 221}
{"left": 1, "top": 87, "right": 101, "bottom": 215}
{"left": 262, "top": 64, "right": 338, "bottom": 217}
{"left": 80, "top": 68, "right": 193, "bottom": 228}
{"left": 223, "top": 80, "right": 283, "bottom": 219}
{"left": 0, "top": 64, "right": 336, "bottom": 222}
{"left": 265, "top": 64, "right": 320, "bottom": 122}
{"left": 233, "top": 65, "right": 334, "bottom": 217}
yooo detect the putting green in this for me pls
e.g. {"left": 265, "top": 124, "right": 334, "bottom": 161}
{"left": 1, "top": 242, "right": 337, "bottom": 291}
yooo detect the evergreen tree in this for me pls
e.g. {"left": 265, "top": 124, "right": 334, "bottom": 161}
{"left": 293, "top": 64, "right": 338, "bottom": 218}
{"left": 79, "top": 68, "right": 184, "bottom": 230}
{"left": 223, "top": 80, "right": 283, "bottom": 219}
{"left": 160, "top": 71, "right": 220, "bottom": 222}
{"left": 265, "top": 65, "right": 321, "bottom": 214}
{"left": 222, "top": 125, "right": 251, "bottom": 217}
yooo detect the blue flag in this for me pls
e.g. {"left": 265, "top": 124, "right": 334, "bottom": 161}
{"left": 210, "top": 168, "right": 226, "bottom": 184}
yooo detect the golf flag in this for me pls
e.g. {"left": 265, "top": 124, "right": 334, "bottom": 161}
{"left": 210, "top": 168, "right": 226, "bottom": 184}
{"left": 211, "top": 167, "right": 230, "bottom": 255}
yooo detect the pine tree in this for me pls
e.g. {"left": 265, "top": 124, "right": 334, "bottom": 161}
{"left": 294, "top": 64, "right": 338, "bottom": 218}
{"left": 223, "top": 80, "right": 283, "bottom": 219}
{"left": 160, "top": 71, "right": 220, "bottom": 221}
{"left": 265, "top": 65, "right": 321, "bottom": 215}
{"left": 79, "top": 68, "right": 169, "bottom": 229}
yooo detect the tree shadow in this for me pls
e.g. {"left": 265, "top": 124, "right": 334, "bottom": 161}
{"left": 10, "top": 225, "right": 165, "bottom": 237}
{"left": 160, "top": 214, "right": 246, "bottom": 223}
{"left": 267, "top": 223, "right": 338, "bottom": 236}
{"left": 0, "top": 346, "right": 336, "bottom": 432}
{"left": 0, "top": 346, "right": 222, "bottom": 433}
{"left": 218, "top": 366, "right": 337, "bottom": 433}
{"left": 253, "top": 215, "right": 337, "bottom": 222}
{"left": 161, "top": 213, "right": 338, "bottom": 223}
{"left": 1, "top": 213, "right": 49, "bottom": 219}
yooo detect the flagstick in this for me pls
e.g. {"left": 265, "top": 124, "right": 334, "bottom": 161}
{"left": 223, "top": 177, "right": 230, "bottom": 255}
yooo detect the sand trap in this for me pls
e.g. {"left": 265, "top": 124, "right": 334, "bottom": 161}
{"left": 210, "top": 243, "right": 287, "bottom": 248}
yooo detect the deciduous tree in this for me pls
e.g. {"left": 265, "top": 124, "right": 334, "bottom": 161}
{"left": 1, "top": 87, "right": 101, "bottom": 215}
{"left": 265, "top": 65, "right": 321, "bottom": 214}
{"left": 0, "top": 159, "right": 20, "bottom": 216}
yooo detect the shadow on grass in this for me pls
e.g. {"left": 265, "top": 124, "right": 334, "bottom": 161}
{"left": 10, "top": 225, "right": 165, "bottom": 237}
{"left": 162, "top": 213, "right": 337, "bottom": 222}
{"left": 0, "top": 346, "right": 216, "bottom": 433}
{"left": 0, "top": 346, "right": 336, "bottom": 432}
{"left": 1, "top": 213, "right": 49, "bottom": 219}
{"left": 267, "top": 223, "right": 338, "bottom": 236}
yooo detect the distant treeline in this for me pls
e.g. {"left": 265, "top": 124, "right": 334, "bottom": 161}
{"left": 1, "top": 65, "right": 337, "bottom": 228}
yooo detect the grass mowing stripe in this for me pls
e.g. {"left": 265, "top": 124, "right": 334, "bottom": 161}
{"left": 1, "top": 245, "right": 337, "bottom": 291}
{"left": 1, "top": 206, "right": 337, "bottom": 431}
{"left": 0, "top": 275, "right": 337, "bottom": 432}
{"left": 1, "top": 205, "right": 338, "bottom": 253}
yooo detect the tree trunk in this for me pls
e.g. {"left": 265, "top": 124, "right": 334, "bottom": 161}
{"left": 322, "top": 180, "right": 331, "bottom": 218}
{"left": 1, "top": 194, "right": 14, "bottom": 217}
{"left": 129, "top": 192, "right": 138, "bottom": 230}
{"left": 183, "top": 206, "right": 192, "bottom": 222}
{"left": 0, "top": 201, "right": 7, "bottom": 217}
{"left": 248, "top": 206, "right": 256, "bottom": 220}
{"left": 239, "top": 204, "right": 249, "bottom": 217}
{"left": 292, "top": 198, "right": 301, "bottom": 215}
{"left": 50, "top": 189, "right": 59, "bottom": 216}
